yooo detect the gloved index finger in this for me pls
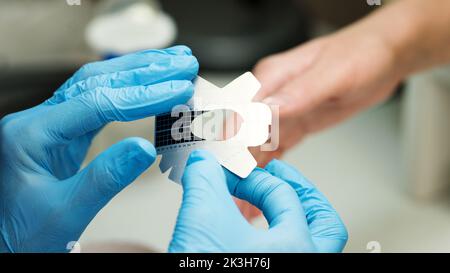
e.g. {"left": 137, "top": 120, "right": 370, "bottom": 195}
{"left": 58, "top": 46, "right": 193, "bottom": 92}
{"left": 232, "top": 168, "right": 308, "bottom": 229}
{"left": 223, "top": 168, "right": 241, "bottom": 194}
{"left": 48, "top": 54, "right": 198, "bottom": 105}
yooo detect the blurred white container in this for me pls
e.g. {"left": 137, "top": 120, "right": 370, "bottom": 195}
{"left": 85, "top": 0, "right": 177, "bottom": 57}
{"left": 402, "top": 65, "right": 450, "bottom": 199}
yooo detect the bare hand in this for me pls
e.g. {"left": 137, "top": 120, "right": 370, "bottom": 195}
{"left": 252, "top": 27, "right": 402, "bottom": 166}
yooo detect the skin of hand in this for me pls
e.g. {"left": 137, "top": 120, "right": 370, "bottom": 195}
{"left": 240, "top": 0, "right": 450, "bottom": 219}
{"left": 251, "top": 0, "right": 450, "bottom": 167}
{"left": 240, "top": 26, "right": 402, "bottom": 219}
{"left": 0, "top": 46, "right": 198, "bottom": 252}
{"left": 169, "top": 150, "right": 348, "bottom": 253}
{"left": 252, "top": 28, "right": 402, "bottom": 167}
{"left": 233, "top": 198, "right": 262, "bottom": 221}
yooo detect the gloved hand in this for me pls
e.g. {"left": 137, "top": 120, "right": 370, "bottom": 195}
{"left": 0, "top": 46, "right": 198, "bottom": 252}
{"left": 169, "top": 150, "right": 347, "bottom": 252}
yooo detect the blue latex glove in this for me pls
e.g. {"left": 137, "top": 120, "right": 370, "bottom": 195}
{"left": 0, "top": 46, "right": 198, "bottom": 252}
{"left": 169, "top": 150, "right": 348, "bottom": 252}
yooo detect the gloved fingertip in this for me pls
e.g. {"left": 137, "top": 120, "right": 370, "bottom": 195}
{"left": 131, "top": 137, "right": 157, "bottom": 165}
{"left": 265, "top": 158, "right": 297, "bottom": 176}
{"left": 186, "top": 150, "right": 216, "bottom": 166}
{"left": 235, "top": 168, "right": 273, "bottom": 196}
{"left": 253, "top": 166, "right": 267, "bottom": 173}
{"left": 171, "top": 80, "right": 195, "bottom": 92}
{"left": 223, "top": 168, "right": 240, "bottom": 193}
{"left": 247, "top": 167, "right": 270, "bottom": 178}
{"left": 265, "top": 159, "right": 314, "bottom": 190}
{"left": 76, "top": 137, "right": 156, "bottom": 200}
{"left": 182, "top": 150, "right": 227, "bottom": 193}
{"left": 165, "top": 45, "right": 192, "bottom": 55}
{"left": 189, "top": 55, "right": 199, "bottom": 74}
{"left": 223, "top": 168, "right": 239, "bottom": 181}
{"left": 169, "top": 80, "right": 195, "bottom": 102}
{"left": 264, "top": 158, "right": 282, "bottom": 171}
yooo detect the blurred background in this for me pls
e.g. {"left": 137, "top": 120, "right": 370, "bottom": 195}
{"left": 1, "top": 0, "right": 449, "bottom": 252}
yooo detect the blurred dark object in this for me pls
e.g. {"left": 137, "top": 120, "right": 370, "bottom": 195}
{"left": 160, "top": 0, "right": 310, "bottom": 71}
{"left": 0, "top": 66, "right": 75, "bottom": 118}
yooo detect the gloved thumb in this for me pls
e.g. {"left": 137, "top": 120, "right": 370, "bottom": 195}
{"left": 64, "top": 137, "right": 156, "bottom": 226}
{"left": 181, "top": 150, "right": 232, "bottom": 203}
{"left": 170, "top": 150, "right": 240, "bottom": 252}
